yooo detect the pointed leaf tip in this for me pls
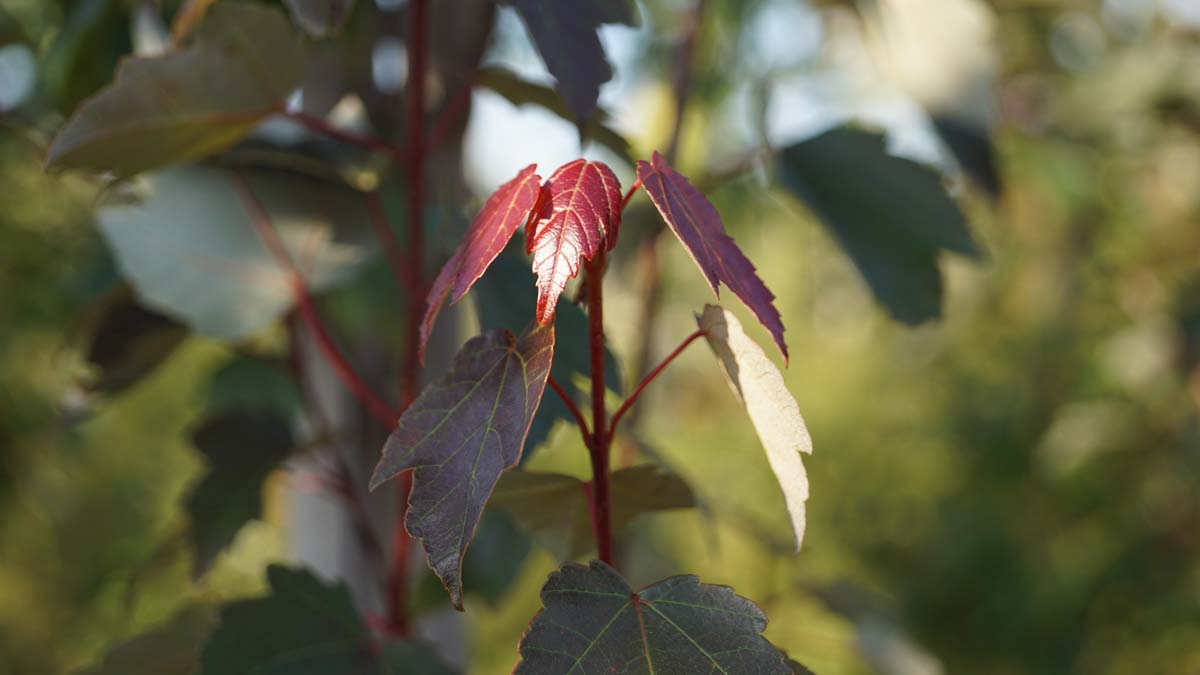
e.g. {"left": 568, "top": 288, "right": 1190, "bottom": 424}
{"left": 638, "top": 152, "right": 788, "bottom": 360}
{"left": 419, "top": 164, "right": 542, "bottom": 363}
{"left": 526, "top": 159, "right": 622, "bottom": 324}
{"left": 371, "top": 324, "right": 554, "bottom": 608}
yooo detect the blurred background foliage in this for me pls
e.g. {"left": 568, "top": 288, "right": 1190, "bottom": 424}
{"left": 2, "top": 0, "right": 1200, "bottom": 673}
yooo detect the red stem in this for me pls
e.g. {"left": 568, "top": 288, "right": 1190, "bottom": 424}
{"left": 385, "top": 0, "right": 430, "bottom": 638}
{"left": 232, "top": 175, "right": 399, "bottom": 428}
{"left": 283, "top": 110, "right": 409, "bottom": 164}
{"left": 585, "top": 251, "right": 615, "bottom": 566}
{"left": 609, "top": 329, "right": 706, "bottom": 438}
{"left": 365, "top": 191, "right": 412, "bottom": 296}
{"left": 548, "top": 375, "right": 592, "bottom": 448}
{"left": 620, "top": 177, "right": 642, "bottom": 212}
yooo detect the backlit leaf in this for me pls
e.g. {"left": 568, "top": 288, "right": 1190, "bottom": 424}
{"left": 526, "top": 159, "right": 622, "bottom": 325}
{"left": 477, "top": 66, "right": 633, "bottom": 165}
{"left": 516, "top": 561, "right": 790, "bottom": 674}
{"left": 501, "top": 0, "right": 635, "bottom": 122}
{"left": 96, "top": 165, "right": 370, "bottom": 340}
{"left": 421, "top": 164, "right": 542, "bottom": 362}
{"left": 492, "top": 465, "right": 694, "bottom": 559}
{"left": 370, "top": 324, "right": 555, "bottom": 609}
{"left": 47, "top": 1, "right": 307, "bottom": 176}
{"left": 697, "top": 305, "right": 812, "bottom": 552}
{"left": 283, "top": 0, "right": 355, "bottom": 37}
{"left": 186, "top": 409, "right": 294, "bottom": 576}
{"left": 638, "top": 151, "right": 788, "bottom": 360}
{"left": 198, "top": 565, "right": 454, "bottom": 674}
{"left": 777, "top": 126, "right": 979, "bottom": 324}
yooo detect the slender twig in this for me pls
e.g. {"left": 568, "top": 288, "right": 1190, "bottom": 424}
{"left": 282, "top": 110, "right": 409, "bottom": 164}
{"left": 547, "top": 375, "right": 592, "bottom": 447}
{"left": 231, "top": 175, "right": 399, "bottom": 428}
{"left": 365, "top": 192, "right": 412, "bottom": 296}
{"left": 585, "top": 251, "right": 615, "bottom": 566}
{"left": 620, "top": 177, "right": 643, "bottom": 212}
{"left": 609, "top": 329, "right": 706, "bottom": 439}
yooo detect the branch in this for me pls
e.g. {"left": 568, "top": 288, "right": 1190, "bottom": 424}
{"left": 547, "top": 375, "right": 592, "bottom": 448}
{"left": 282, "top": 110, "right": 409, "bottom": 164}
{"left": 608, "top": 329, "right": 706, "bottom": 439}
{"left": 230, "top": 174, "right": 400, "bottom": 428}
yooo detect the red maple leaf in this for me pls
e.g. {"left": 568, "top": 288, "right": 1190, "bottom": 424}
{"left": 525, "top": 159, "right": 622, "bottom": 324}
{"left": 637, "top": 151, "right": 788, "bottom": 360}
{"left": 420, "top": 164, "right": 542, "bottom": 361}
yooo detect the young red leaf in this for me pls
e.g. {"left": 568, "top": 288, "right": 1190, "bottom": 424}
{"left": 369, "top": 324, "right": 554, "bottom": 609}
{"left": 420, "top": 164, "right": 542, "bottom": 362}
{"left": 637, "top": 152, "right": 788, "bottom": 360}
{"left": 525, "top": 159, "right": 622, "bottom": 324}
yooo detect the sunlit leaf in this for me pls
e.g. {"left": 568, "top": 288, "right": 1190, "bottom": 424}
{"left": 370, "top": 324, "right": 555, "bottom": 609}
{"left": 697, "top": 304, "right": 812, "bottom": 552}
{"left": 186, "top": 410, "right": 294, "bottom": 576}
{"left": 516, "top": 561, "right": 790, "bottom": 674}
{"left": 198, "top": 565, "right": 454, "bottom": 674}
{"left": 492, "top": 465, "right": 694, "bottom": 559}
{"left": 501, "top": 0, "right": 635, "bottom": 122}
{"left": 96, "top": 165, "right": 370, "bottom": 340}
{"left": 638, "top": 152, "right": 788, "bottom": 360}
{"left": 526, "top": 159, "right": 622, "bottom": 324}
{"left": 47, "top": 1, "right": 307, "bottom": 176}
{"left": 422, "top": 164, "right": 542, "bottom": 361}
{"left": 477, "top": 66, "right": 634, "bottom": 165}
{"left": 777, "top": 126, "right": 979, "bottom": 324}
{"left": 283, "top": 0, "right": 355, "bottom": 37}
{"left": 74, "top": 606, "right": 216, "bottom": 675}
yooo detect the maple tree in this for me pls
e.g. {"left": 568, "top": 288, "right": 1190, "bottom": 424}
{"left": 30, "top": 0, "right": 982, "bottom": 672}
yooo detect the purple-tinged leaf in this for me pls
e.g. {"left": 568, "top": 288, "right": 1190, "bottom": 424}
{"left": 516, "top": 561, "right": 791, "bottom": 674}
{"left": 638, "top": 151, "right": 788, "bottom": 360}
{"left": 501, "top": 0, "right": 635, "bottom": 122}
{"left": 421, "top": 164, "right": 542, "bottom": 361}
{"left": 370, "top": 324, "right": 555, "bottom": 609}
{"left": 525, "top": 159, "right": 622, "bottom": 325}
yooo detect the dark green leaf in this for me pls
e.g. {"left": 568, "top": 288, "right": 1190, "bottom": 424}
{"left": 42, "top": 0, "right": 129, "bottom": 114}
{"left": 74, "top": 605, "right": 216, "bottom": 675}
{"left": 477, "top": 66, "right": 633, "bottom": 165}
{"left": 283, "top": 0, "right": 356, "bottom": 37}
{"left": 96, "top": 165, "right": 371, "bottom": 340}
{"left": 199, "top": 566, "right": 368, "bottom": 674}
{"left": 777, "top": 126, "right": 979, "bottom": 324}
{"left": 932, "top": 115, "right": 1001, "bottom": 199}
{"left": 82, "top": 285, "right": 187, "bottom": 394}
{"left": 501, "top": 0, "right": 634, "bottom": 122}
{"left": 47, "top": 1, "right": 307, "bottom": 175}
{"left": 492, "top": 465, "right": 694, "bottom": 559}
{"left": 186, "top": 410, "right": 294, "bottom": 576}
{"left": 381, "top": 641, "right": 458, "bottom": 675}
{"left": 207, "top": 356, "right": 302, "bottom": 418}
{"left": 516, "top": 561, "right": 790, "bottom": 674}
{"left": 416, "top": 510, "right": 533, "bottom": 609}
{"left": 370, "top": 324, "right": 555, "bottom": 609}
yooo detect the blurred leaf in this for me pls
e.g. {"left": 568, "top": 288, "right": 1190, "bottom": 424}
{"left": 477, "top": 66, "right": 634, "bottom": 165}
{"left": 74, "top": 605, "right": 216, "bottom": 675}
{"left": 186, "top": 410, "right": 294, "bottom": 576}
{"left": 96, "top": 165, "right": 370, "bottom": 340}
{"left": 932, "top": 115, "right": 1001, "bottom": 200}
{"left": 169, "top": 0, "right": 219, "bottom": 43}
{"left": 527, "top": 159, "right": 622, "bottom": 324}
{"left": 516, "top": 560, "right": 790, "bottom": 674}
{"left": 284, "top": 0, "right": 356, "bottom": 37}
{"left": 47, "top": 1, "right": 307, "bottom": 176}
{"left": 777, "top": 126, "right": 979, "bottom": 324}
{"left": 416, "top": 510, "right": 533, "bottom": 609}
{"left": 500, "top": 0, "right": 634, "bottom": 122}
{"left": 82, "top": 285, "right": 188, "bottom": 394}
{"left": 207, "top": 355, "right": 302, "bottom": 418}
{"left": 474, "top": 244, "right": 622, "bottom": 455}
{"left": 199, "top": 565, "right": 454, "bottom": 674}
{"left": 697, "top": 304, "right": 812, "bottom": 552}
{"left": 42, "top": 0, "right": 129, "bottom": 113}
{"left": 422, "top": 164, "right": 543, "bottom": 362}
{"left": 638, "top": 152, "right": 788, "bottom": 360}
{"left": 370, "top": 324, "right": 555, "bottom": 609}
{"left": 492, "top": 465, "right": 694, "bottom": 559}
